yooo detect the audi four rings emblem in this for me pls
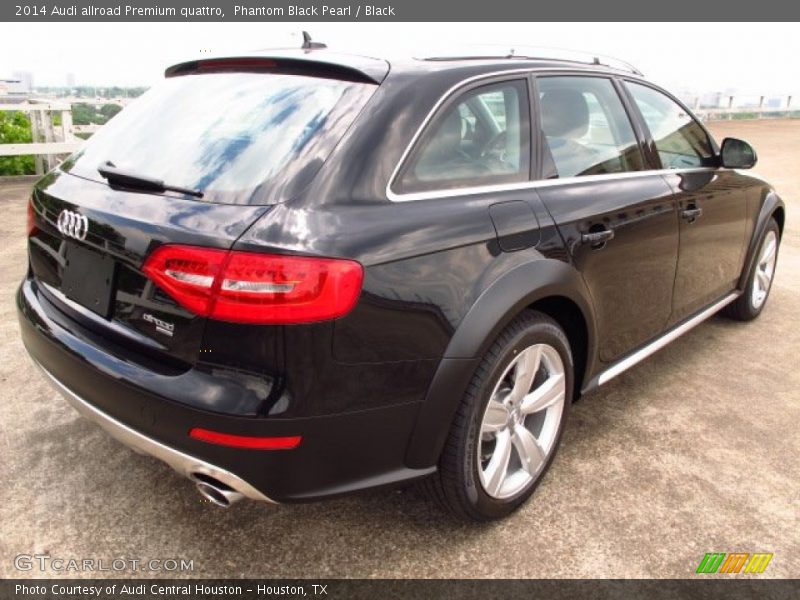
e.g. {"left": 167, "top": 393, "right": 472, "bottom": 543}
{"left": 57, "top": 210, "right": 89, "bottom": 241}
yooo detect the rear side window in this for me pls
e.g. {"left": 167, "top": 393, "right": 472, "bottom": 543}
{"left": 538, "top": 76, "right": 644, "bottom": 178}
{"left": 395, "top": 80, "right": 531, "bottom": 194}
{"left": 63, "top": 73, "right": 376, "bottom": 205}
{"left": 626, "top": 82, "right": 715, "bottom": 169}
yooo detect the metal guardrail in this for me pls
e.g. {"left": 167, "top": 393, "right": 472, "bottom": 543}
{"left": 688, "top": 94, "right": 795, "bottom": 120}
{"left": 696, "top": 107, "right": 798, "bottom": 120}
{"left": 0, "top": 141, "right": 83, "bottom": 155}
{"left": 0, "top": 101, "right": 81, "bottom": 173}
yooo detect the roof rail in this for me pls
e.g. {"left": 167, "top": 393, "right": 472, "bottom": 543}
{"left": 419, "top": 44, "right": 643, "bottom": 76}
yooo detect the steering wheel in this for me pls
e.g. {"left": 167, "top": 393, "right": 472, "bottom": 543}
{"left": 481, "top": 130, "right": 507, "bottom": 160}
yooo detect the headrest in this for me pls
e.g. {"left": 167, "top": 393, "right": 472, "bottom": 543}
{"left": 426, "top": 109, "right": 463, "bottom": 160}
{"left": 540, "top": 89, "right": 590, "bottom": 139}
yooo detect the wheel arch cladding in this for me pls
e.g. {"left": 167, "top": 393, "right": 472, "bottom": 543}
{"left": 404, "top": 258, "right": 597, "bottom": 468}
{"left": 738, "top": 190, "right": 785, "bottom": 289}
{"left": 528, "top": 295, "right": 588, "bottom": 403}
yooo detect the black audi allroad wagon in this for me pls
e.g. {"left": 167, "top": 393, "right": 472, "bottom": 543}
{"left": 18, "top": 47, "right": 784, "bottom": 520}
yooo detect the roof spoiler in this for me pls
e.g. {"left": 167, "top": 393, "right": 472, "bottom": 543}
{"left": 165, "top": 55, "right": 387, "bottom": 84}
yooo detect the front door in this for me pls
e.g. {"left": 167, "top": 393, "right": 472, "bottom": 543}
{"left": 624, "top": 81, "right": 748, "bottom": 322}
{"left": 535, "top": 75, "right": 679, "bottom": 363}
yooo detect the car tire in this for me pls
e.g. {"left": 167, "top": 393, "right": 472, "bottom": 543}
{"left": 723, "top": 219, "right": 781, "bottom": 321}
{"left": 425, "top": 310, "right": 573, "bottom": 521}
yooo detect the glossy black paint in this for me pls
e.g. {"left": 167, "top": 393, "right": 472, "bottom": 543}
{"left": 536, "top": 175, "right": 677, "bottom": 362}
{"left": 18, "top": 285, "right": 432, "bottom": 501}
{"left": 164, "top": 52, "right": 391, "bottom": 84}
{"left": 28, "top": 171, "right": 270, "bottom": 367}
{"left": 18, "top": 50, "right": 785, "bottom": 501}
{"left": 665, "top": 169, "right": 750, "bottom": 322}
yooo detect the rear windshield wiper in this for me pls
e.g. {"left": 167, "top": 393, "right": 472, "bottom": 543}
{"left": 97, "top": 161, "right": 203, "bottom": 198}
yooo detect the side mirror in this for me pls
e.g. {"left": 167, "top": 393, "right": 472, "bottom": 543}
{"left": 720, "top": 137, "right": 757, "bottom": 169}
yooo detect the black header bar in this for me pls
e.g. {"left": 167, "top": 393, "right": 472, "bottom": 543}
{"left": 4, "top": 0, "right": 800, "bottom": 22}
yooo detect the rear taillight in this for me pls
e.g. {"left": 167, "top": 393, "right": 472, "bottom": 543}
{"left": 27, "top": 198, "right": 37, "bottom": 237}
{"left": 142, "top": 244, "right": 363, "bottom": 324}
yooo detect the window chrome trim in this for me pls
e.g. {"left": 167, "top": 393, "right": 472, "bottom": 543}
{"left": 388, "top": 167, "right": 720, "bottom": 203}
{"left": 385, "top": 67, "right": 715, "bottom": 203}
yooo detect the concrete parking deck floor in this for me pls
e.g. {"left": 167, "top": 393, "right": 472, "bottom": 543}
{"left": 0, "top": 120, "right": 798, "bottom": 579}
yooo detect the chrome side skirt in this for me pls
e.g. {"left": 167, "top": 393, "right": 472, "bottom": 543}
{"left": 34, "top": 361, "right": 275, "bottom": 504}
{"left": 596, "top": 292, "right": 740, "bottom": 386}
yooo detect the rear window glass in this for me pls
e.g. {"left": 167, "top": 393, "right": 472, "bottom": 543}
{"left": 63, "top": 73, "right": 376, "bottom": 205}
{"left": 394, "top": 79, "right": 531, "bottom": 194}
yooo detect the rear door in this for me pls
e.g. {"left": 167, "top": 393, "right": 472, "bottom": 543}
{"left": 623, "top": 81, "right": 749, "bottom": 322}
{"left": 533, "top": 74, "right": 678, "bottom": 363}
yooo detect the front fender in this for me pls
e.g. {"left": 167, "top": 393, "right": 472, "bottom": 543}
{"left": 738, "top": 189, "right": 785, "bottom": 289}
{"left": 405, "top": 258, "right": 597, "bottom": 468}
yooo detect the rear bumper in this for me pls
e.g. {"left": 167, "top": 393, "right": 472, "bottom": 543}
{"left": 33, "top": 359, "right": 274, "bottom": 503}
{"left": 18, "top": 277, "right": 434, "bottom": 503}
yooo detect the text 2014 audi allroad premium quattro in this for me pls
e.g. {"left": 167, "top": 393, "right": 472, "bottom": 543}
{"left": 18, "top": 46, "right": 784, "bottom": 520}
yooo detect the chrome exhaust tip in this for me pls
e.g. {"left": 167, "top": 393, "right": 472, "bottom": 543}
{"left": 192, "top": 473, "right": 244, "bottom": 508}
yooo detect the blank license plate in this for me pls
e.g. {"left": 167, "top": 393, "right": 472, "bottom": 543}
{"left": 62, "top": 241, "right": 116, "bottom": 318}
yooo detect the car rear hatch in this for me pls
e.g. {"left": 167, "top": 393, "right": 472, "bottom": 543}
{"left": 26, "top": 55, "right": 381, "bottom": 371}
{"left": 28, "top": 177, "right": 270, "bottom": 369}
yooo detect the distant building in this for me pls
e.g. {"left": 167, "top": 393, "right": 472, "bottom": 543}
{"left": 0, "top": 78, "right": 25, "bottom": 102}
{"left": 11, "top": 70, "right": 33, "bottom": 94}
{"left": 698, "top": 92, "right": 723, "bottom": 108}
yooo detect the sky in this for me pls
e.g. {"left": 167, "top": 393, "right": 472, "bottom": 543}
{"left": 1, "top": 22, "right": 798, "bottom": 97}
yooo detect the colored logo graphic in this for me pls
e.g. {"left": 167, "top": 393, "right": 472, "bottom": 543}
{"left": 696, "top": 552, "right": 773, "bottom": 574}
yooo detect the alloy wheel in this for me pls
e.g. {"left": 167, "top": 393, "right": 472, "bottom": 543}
{"left": 752, "top": 230, "right": 778, "bottom": 309}
{"left": 477, "top": 343, "right": 566, "bottom": 499}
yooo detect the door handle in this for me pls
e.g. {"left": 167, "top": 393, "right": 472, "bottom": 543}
{"left": 681, "top": 207, "right": 703, "bottom": 222}
{"left": 581, "top": 228, "right": 615, "bottom": 247}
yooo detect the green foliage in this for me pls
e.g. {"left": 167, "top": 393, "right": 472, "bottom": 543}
{"left": 0, "top": 111, "right": 35, "bottom": 175}
{"left": 72, "top": 103, "right": 122, "bottom": 125}
{"left": 99, "top": 104, "right": 122, "bottom": 119}
{"left": 72, "top": 103, "right": 96, "bottom": 125}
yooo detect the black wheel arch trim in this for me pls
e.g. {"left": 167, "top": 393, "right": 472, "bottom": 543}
{"left": 738, "top": 190, "right": 785, "bottom": 290}
{"left": 404, "top": 258, "right": 598, "bottom": 468}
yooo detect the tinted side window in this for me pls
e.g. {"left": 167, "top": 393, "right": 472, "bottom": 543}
{"left": 626, "top": 82, "right": 715, "bottom": 169}
{"left": 538, "top": 76, "right": 644, "bottom": 178}
{"left": 396, "top": 80, "right": 530, "bottom": 194}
